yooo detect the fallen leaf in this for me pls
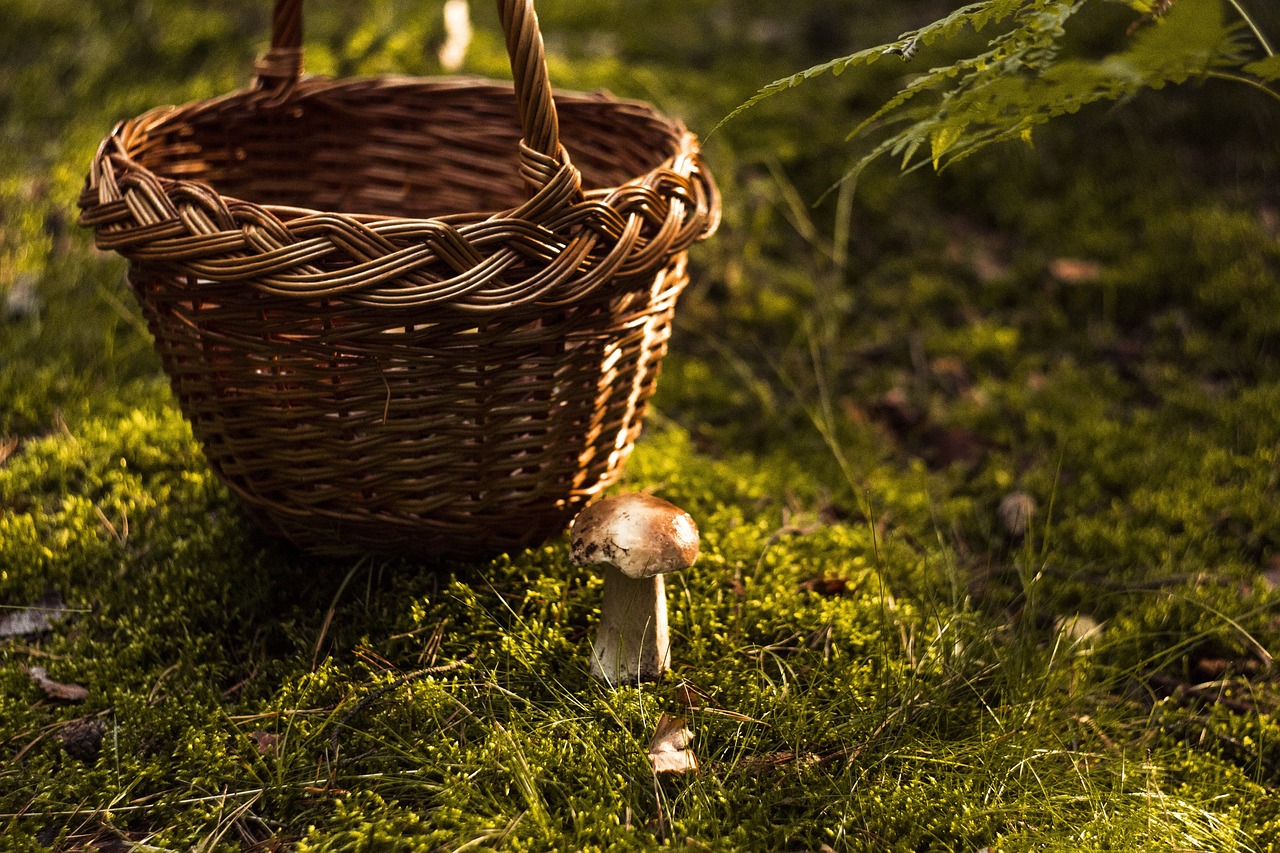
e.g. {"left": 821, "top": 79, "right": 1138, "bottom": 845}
{"left": 799, "top": 576, "right": 852, "bottom": 597}
{"left": 942, "top": 216, "right": 1010, "bottom": 283}
{"left": 650, "top": 714, "right": 693, "bottom": 752}
{"left": 651, "top": 747, "right": 697, "bottom": 775}
{"left": 59, "top": 717, "right": 107, "bottom": 761}
{"left": 817, "top": 500, "right": 857, "bottom": 525}
{"left": 866, "top": 389, "right": 991, "bottom": 470}
{"left": 1191, "top": 657, "right": 1259, "bottom": 680}
{"left": 1259, "top": 205, "right": 1279, "bottom": 238}
{"left": 1050, "top": 257, "right": 1103, "bottom": 284}
{"left": 27, "top": 665, "right": 89, "bottom": 702}
{"left": 648, "top": 713, "right": 698, "bottom": 775}
{"left": 0, "top": 589, "right": 68, "bottom": 638}
{"left": 839, "top": 396, "right": 870, "bottom": 425}
{"left": 251, "top": 731, "right": 281, "bottom": 755}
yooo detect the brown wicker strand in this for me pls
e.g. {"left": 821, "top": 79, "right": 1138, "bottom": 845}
{"left": 497, "top": 0, "right": 563, "bottom": 162}
{"left": 270, "top": 0, "right": 304, "bottom": 50}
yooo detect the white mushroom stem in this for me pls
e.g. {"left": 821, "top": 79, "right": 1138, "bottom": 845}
{"left": 591, "top": 569, "right": 670, "bottom": 685}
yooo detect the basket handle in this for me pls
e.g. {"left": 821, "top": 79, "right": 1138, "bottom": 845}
{"left": 253, "top": 0, "right": 577, "bottom": 205}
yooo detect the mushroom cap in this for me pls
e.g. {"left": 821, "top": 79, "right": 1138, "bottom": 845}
{"left": 570, "top": 493, "right": 700, "bottom": 579}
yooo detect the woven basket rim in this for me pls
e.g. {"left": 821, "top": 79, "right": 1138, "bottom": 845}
{"left": 80, "top": 87, "right": 719, "bottom": 312}
{"left": 106, "top": 74, "right": 695, "bottom": 223}
{"left": 78, "top": 0, "right": 720, "bottom": 314}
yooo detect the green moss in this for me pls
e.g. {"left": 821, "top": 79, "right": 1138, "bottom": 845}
{"left": 5, "top": 0, "right": 1280, "bottom": 848}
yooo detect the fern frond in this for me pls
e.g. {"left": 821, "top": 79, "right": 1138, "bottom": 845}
{"left": 712, "top": 0, "right": 1028, "bottom": 134}
{"left": 1244, "top": 55, "right": 1280, "bottom": 81}
{"left": 711, "top": 45, "right": 888, "bottom": 134}
{"left": 721, "top": 0, "right": 1274, "bottom": 191}
{"left": 845, "top": 0, "right": 1086, "bottom": 144}
{"left": 918, "top": 0, "right": 1252, "bottom": 171}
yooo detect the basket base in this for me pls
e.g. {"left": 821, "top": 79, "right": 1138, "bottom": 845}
{"left": 249, "top": 491, "right": 587, "bottom": 561}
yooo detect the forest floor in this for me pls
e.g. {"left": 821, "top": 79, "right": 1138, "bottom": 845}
{"left": 3, "top": 1, "right": 1280, "bottom": 850}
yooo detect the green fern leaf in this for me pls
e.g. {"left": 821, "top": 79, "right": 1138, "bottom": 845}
{"left": 874, "top": 0, "right": 1251, "bottom": 173}
{"left": 712, "top": 47, "right": 887, "bottom": 133}
{"left": 713, "top": 0, "right": 1028, "bottom": 133}
{"left": 722, "top": 0, "right": 1273, "bottom": 187}
{"left": 901, "top": 0, "right": 1029, "bottom": 49}
{"left": 1243, "top": 55, "right": 1280, "bottom": 82}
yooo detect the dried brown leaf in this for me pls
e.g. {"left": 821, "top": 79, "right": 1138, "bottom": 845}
{"left": 648, "top": 713, "right": 698, "bottom": 775}
{"left": 1050, "top": 257, "right": 1103, "bottom": 284}
{"left": 59, "top": 716, "right": 106, "bottom": 761}
{"left": 27, "top": 665, "right": 88, "bottom": 702}
{"left": 929, "top": 355, "right": 972, "bottom": 395}
{"left": 251, "top": 731, "right": 281, "bottom": 755}
{"left": 868, "top": 387, "right": 926, "bottom": 435}
{"left": 651, "top": 749, "right": 698, "bottom": 774}
{"left": 799, "top": 576, "right": 852, "bottom": 597}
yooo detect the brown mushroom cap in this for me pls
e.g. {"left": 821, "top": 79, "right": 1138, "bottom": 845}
{"left": 570, "top": 493, "right": 700, "bottom": 579}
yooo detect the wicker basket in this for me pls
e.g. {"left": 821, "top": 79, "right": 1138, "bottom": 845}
{"left": 78, "top": 0, "right": 719, "bottom": 559}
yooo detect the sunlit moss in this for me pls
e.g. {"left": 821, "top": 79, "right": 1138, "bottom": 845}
{"left": 4, "top": 0, "right": 1280, "bottom": 848}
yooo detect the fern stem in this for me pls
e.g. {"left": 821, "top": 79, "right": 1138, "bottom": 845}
{"left": 1225, "top": 0, "right": 1274, "bottom": 56}
{"left": 1206, "top": 71, "right": 1280, "bottom": 105}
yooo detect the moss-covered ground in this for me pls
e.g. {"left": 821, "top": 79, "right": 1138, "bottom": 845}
{"left": 3, "top": 0, "right": 1280, "bottom": 849}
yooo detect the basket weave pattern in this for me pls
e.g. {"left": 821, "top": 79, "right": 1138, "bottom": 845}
{"left": 78, "top": 0, "right": 719, "bottom": 558}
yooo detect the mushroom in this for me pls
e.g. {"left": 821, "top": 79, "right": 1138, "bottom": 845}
{"left": 570, "top": 493, "right": 700, "bottom": 684}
